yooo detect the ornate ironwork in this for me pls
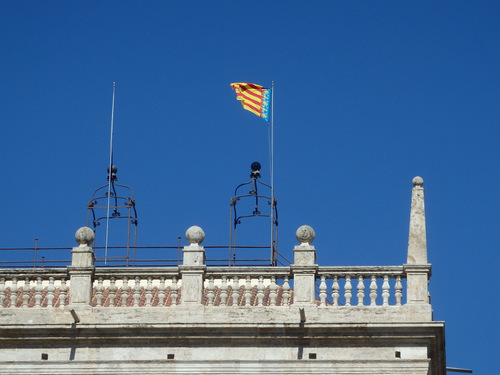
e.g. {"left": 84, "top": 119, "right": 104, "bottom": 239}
{"left": 87, "top": 165, "right": 138, "bottom": 266}
{"left": 229, "top": 162, "right": 278, "bottom": 266}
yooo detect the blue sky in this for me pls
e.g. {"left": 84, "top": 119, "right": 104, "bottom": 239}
{"left": 1, "top": 1, "right": 498, "bottom": 372}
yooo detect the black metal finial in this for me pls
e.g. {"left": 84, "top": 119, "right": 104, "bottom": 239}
{"left": 250, "top": 161, "right": 261, "bottom": 178}
{"left": 107, "top": 165, "right": 118, "bottom": 182}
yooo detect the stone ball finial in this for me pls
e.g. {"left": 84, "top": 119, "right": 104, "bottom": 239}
{"left": 412, "top": 176, "right": 424, "bottom": 187}
{"left": 186, "top": 226, "right": 205, "bottom": 245}
{"left": 296, "top": 225, "right": 315, "bottom": 245}
{"left": 75, "top": 227, "right": 95, "bottom": 246}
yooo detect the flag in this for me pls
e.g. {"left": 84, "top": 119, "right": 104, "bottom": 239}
{"left": 230, "top": 82, "right": 271, "bottom": 122}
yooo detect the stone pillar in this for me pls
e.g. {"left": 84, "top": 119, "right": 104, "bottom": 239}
{"left": 180, "top": 226, "right": 206, "bottom": 304}
{"left": 291, "top": 225, "right": 318, "bottom": 305}
{"left": 68, "top": 227, "right": 95, "bottom": 305}
{"left": 405, "top": 177, "right": 431, "bottom": 304}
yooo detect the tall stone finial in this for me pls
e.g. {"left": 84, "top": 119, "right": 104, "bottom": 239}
{"left": 181, "top": 226, "right": 206, "bottom": 304}
{"left": 292, "top": 225, "right": 317, "bottom": 304}
{"left": 407, "top": 177, "right": 427, "bottom": 264}
{"left": 69, "top": 227, "right": 96, "bottom": 306}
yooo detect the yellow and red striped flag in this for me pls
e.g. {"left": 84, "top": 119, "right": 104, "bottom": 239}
{"left": 230, "top": 82, "right": 271, "bottom": 122}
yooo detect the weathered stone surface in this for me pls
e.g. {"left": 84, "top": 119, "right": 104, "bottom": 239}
{"left": 0, "top": 178, "right": 446, "bottom": 374}
{"left": 0, "top": 359, "right": 433, "bottom": 375}
{"left": 295, "top": 225, "right": 315, "bottom": 244}
{"left": 407, "top": 177, "right": 427, "bottom": 264}
{"left": 74, "top": 227, "right": 95, "bottom": 246}
{"left": 185, "top": 225, "right": 205, "bottom": 245}
{"left": 0, "top": 305, "right": 443, "bottom": 374}
{"left": 67, "top": 244, "right": 95, "bottom": 305}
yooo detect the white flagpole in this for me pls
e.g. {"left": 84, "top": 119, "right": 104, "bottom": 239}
{"left": 270, "top": 81, "right": 275, "bottom": 265}
{"left": 105, "top": 82, "right": 116, "bottom": 266}
{"left": 271, "top": 81, "right": 274, "bottom": 201}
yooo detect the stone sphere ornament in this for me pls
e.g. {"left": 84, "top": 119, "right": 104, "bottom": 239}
{"left": 75, "top": 227, "right": 95, "bottom": 246}
{"left": 185, "top": 226, "right": 205, "bottom": 245}
{"left": 296, "top": 225, "right": 315, "bottom": 245}
{"left": 412, "top": 176, "right": 424, "bottom": 187}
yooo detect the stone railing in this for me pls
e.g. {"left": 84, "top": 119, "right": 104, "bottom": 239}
{"left": 92, "top": 268, "right": 181, "bottom": 307}
{"left": 0, "top": 178, "right": 432, "bottom": 309}
{"left": 0, "top": 226, "right": 428, "bottom": 309}
{"left": 0, "top": 266, "right": 414, "bottom": 309}
{"left": 203, "top": 267, "right": 292, "bottom": 306}
{"left": 0, "top": 269, "right": 69, "bottom": 308}
{"left": 317, "top": 266, "right": 406, "bottom": 306}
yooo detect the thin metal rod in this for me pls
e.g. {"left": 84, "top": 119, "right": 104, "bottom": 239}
{"left": 270, "top": 81, "right": 275, "bottom": 265}
{"left": 228, "top": 202, "right": 233, "bottom": 266}
{"left": 446, "top": 368, "right": 473, "bottom": 373}
{"left": 33, "top": 238, "right": 38, "bottom": 267}
{"left": 105, "top": 82, "right": 116, "bottom": 265}
{"left": 126, "top": 204, "right": 131, "bottom": 267}
{"left": 177, "top": 236, "right": 181, "bottom": 265}
{"left": 272, "top": 86, "right": 275, "bottom": 191}
{"left": 133, "top": 223, "right": 138, "bottom": 266}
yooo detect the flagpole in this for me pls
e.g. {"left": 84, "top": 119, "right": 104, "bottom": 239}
{"left": 105, "top": 82, "right": 116, "bottom": 266}
{"left": 270, "top": 81, "right": 275, "bottom": 265}
{"left": 271, "top": 81, "right": 274, "bottom": 202}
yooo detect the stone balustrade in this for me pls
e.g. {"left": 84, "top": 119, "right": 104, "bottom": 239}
{"left": 0, "top": 223, "right": 428, "bottom": 309}
{"left": 0, "top": 175, "right": 431, "bottom": 310}
{"left": 203, "top": 267, "right": 292, "bottom": 306}
{"left": 92, "top": 268, "right": 181, "bottom": 307}
{"left": 317, "top": 266, "right": 406, "bottom": 306}
{"left": 0, "top": 265, "right": 422, "bottom": 309}
{"left": 0, "top": 269, "right": 69, "bottom": 308}
{"left": 0, "top": 266, "right": 412, "bottom": 308}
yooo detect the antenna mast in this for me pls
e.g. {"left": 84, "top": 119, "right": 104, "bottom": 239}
{"left": 270, "top": 81, "right": 276, "bottom": 265}
{"left": 105, "top": 82, "right": 116, "bottom": 265}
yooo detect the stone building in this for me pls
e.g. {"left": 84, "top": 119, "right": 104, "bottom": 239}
{"left": 0, "top": 177, "right": 446, "bottom": 374}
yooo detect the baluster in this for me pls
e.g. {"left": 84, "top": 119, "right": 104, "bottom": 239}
{"left": 59, "top": 278, "right": 67, "bottom": 308}
{"left": 0, "top": 278, "right": 6, "bottom": 308}
{"left": 133, "top": 277, "right": 141, "bottom": 307}
{"left": 170, "top": 276, "right": 178, "bottom": 306}
{"left": 269, "top": 276, "right": 277, "bottom": 306}
{"left": 257, "top": 276, "right": 264, "bottom": 306}
{"left": 395, "top": 275, "right": 403, "bottom": 306}
{"left": 382, "top": 275, "right": 390, "bottom": 306}
{"left": 332, "top": 276, "right": 340, "bottom": 306}
{"left": 370, "top": 276, "right": 377, "bottom": 306}
{"left": 121, "top": 277, "right": 129, "bottom": 307}
{"left": 108, "top": 277, "right": 117, "bottom": 307}
{"left": 10, "top": 277, "right": 18, "bottom": 308}
{"left": 357, "top": 275, "right": 364, "bottom": 306}
{"left": 157, "top": 277, "right": 166, "bottom": 306}
{"left": 220, "top": 276, "right": 228, "bottom": 306}
{"left": 46, "top": 277, "right": 55, "bottom": 308}
{"left": 319, "top": 275, "right": 327, "bottom": 306}
{"left": 344, "top": 275, "right": 352, "bottom": 306}
{"left": 244, "top": 276, "right": 252, "bottom": 306}
{"left": 206, "top": 276, "right": 215, "bottom": 305}
{"left": 232, "top": 276, "right": 240, "bottom": 306}
{"left": 22, "top": 278, "right": 30, "bottom": 308}
{"left": 145, "top": 277, "right": 153, "bottom": 307}
{"left": 95, "top": 277, "right": 104, "bottom": 307}
{"left": 282, "top": 276, "right": 290, "bottom": 306}
{"left": 34, "top": 277, "right": 43, "bottom": 307}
